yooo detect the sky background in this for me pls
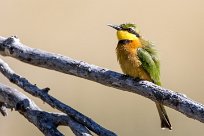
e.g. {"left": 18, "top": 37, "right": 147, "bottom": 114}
{"left": 0, "top": 0, "right": 204, "bottom": 135}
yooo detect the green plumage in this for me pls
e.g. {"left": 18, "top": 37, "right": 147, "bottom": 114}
{"left": 120, "top": 23, "right": 136, "bottom": 29}
{"left": 137, "top": 39, "right": 161, "bottom": 85}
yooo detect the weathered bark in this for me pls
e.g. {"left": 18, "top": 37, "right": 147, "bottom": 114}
{"left": 0, "top": 83, "right": 92, "bottom": 136}
{"left": 0, "top": 36, "right": 204, "bottom": 135}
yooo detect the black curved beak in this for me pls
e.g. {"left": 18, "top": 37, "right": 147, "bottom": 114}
{"left": 107, "top": 24, "right": 121, "bottom": 30}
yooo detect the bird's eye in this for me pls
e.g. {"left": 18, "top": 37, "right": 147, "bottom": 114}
{"left": 129, "top": 28, "right": 134, "bottom": 31}
{"left": 127, "top": 28, "right": 140, "bottom": 37}
{"left": 127, "top": 28, "right": 134, "bottom": 33}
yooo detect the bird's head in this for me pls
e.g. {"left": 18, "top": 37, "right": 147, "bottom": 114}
{"left": 108, "top": 23, "right": 140, "bottom": 41}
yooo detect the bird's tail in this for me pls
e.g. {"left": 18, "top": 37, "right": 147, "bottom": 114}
{"left": 156, "top": 103, "right": 172, "bottom": 130}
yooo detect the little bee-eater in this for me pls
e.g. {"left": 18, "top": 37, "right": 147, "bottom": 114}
{"left": 108, "top": 23, "right": 172, "bottom": 130}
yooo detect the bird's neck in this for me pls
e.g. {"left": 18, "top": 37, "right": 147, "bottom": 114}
{"left": 117, "top": 39, "right": 142, "bottom": 49}
{"left": 118, "top": 40, "right": 132, "bottom": 45}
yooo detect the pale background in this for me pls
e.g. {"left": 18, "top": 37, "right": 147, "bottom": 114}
{"left": 0, "top": 0, "right": 204, "bottom": 136}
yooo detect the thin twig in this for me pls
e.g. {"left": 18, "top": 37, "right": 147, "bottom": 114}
{"left": 0, "top": 83, "right": 92, "bottom": 136}
{"left": 0, "top": 58, "right": 115, "bottom": 136}
{"left": 0, "top": 102, "right": 7, "bottom": 116}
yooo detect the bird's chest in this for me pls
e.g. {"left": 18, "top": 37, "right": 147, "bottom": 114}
{"left": 116, "top": 43, "right": 141, "bottom": 77}
{"left": 116, "top": 42, "right": 151, "bottom": 80}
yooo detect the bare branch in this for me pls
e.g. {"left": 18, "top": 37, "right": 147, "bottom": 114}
{"left": 0, "top": 83, "right": 92, "bottom": 136}
{"left": 0, "top": 36, "right": 204, "bottom": 132}
{"left": 0, "top": 58, "right": 115, "bottom": 136}
{"left": 0, "top": 36, "right": 117, "bottom": 135}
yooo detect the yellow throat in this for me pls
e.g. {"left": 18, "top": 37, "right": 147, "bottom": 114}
{"left": 117, "top": 30, "right": 138, "bottom": 40}
{"left": 116, "top": 30, "right": 142, "bottom": 48}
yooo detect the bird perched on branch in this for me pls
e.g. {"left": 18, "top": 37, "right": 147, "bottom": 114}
{"left": 108, "top": 23, "right": 172, "bottom": 130}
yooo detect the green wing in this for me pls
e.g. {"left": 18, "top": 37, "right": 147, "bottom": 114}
{"left": 137, "top": 38, "right": 161, "bottom": 85}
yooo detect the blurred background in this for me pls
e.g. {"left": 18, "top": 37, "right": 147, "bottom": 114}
{"left": 0, "top": 0, "right": 204, "bottom": 135}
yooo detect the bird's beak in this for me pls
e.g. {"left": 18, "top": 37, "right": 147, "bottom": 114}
{"left": 107, "top": 24, "right": 121, "bottom": 30}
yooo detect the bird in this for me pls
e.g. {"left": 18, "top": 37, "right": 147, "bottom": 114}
{"left": 108, "top": 23, "right": 172, "bottom": 130}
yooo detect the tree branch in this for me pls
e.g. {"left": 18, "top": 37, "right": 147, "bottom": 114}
{"left": 0, "top": 83, "right": 92, "bottom": 136}
{"left": 0, "top": 55, "right": 115, "bottom": 136}
{"left": 0, "top": 36, "right": 204, "bottom": 135}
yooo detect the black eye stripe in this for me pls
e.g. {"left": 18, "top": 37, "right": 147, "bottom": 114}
{"left": 125, "top": 28, "right": 140, "bottom": 37}
{"left": 128, "top": 28, "right": 134, "bottom": 33}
